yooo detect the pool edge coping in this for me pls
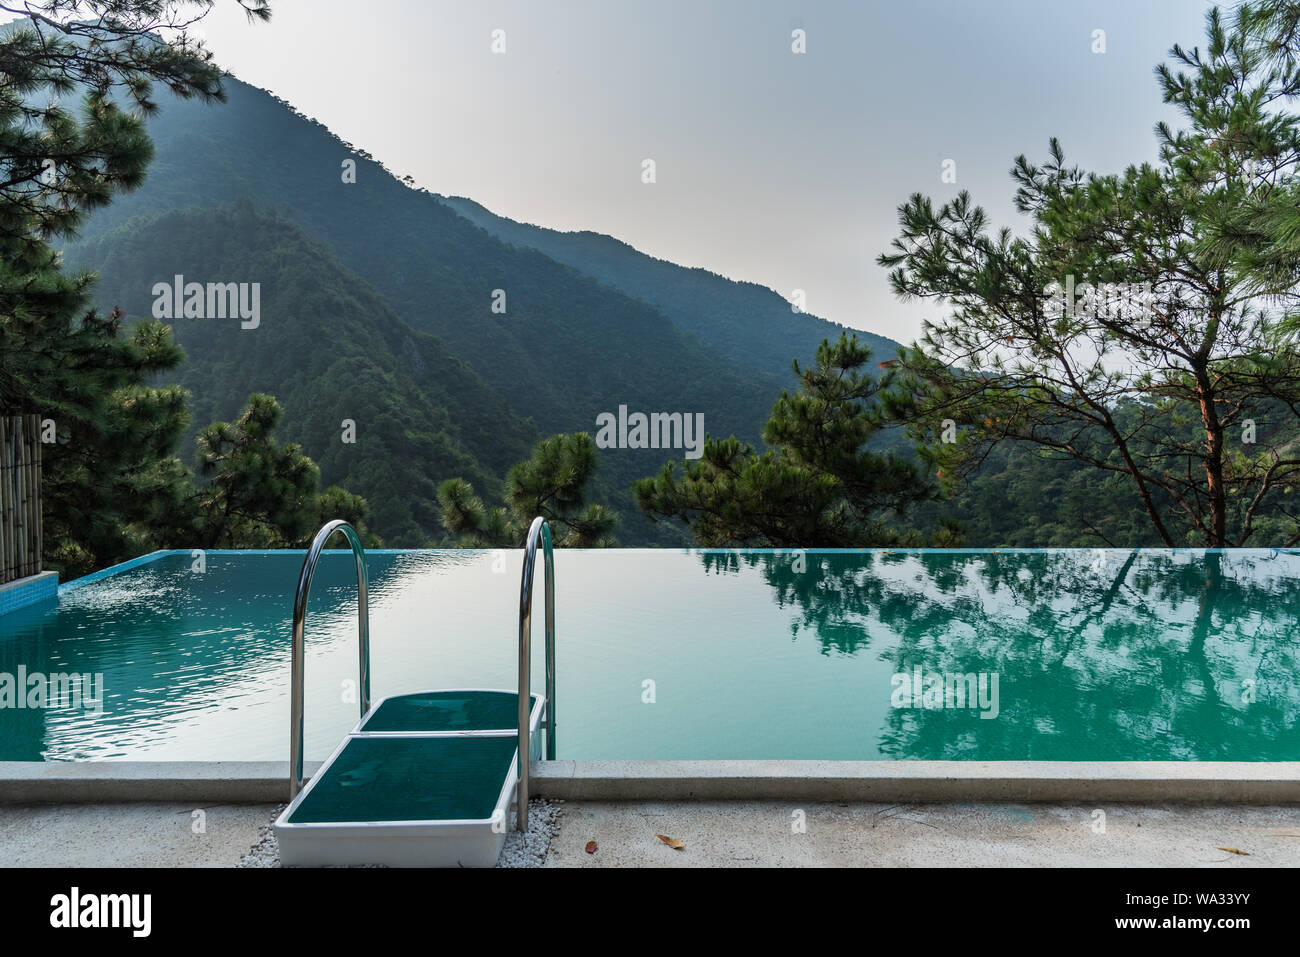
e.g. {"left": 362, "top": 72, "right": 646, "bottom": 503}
{"left": 2, "top": 760, "right": 1299, "bottom": 804}
{"left": 57, "top": 544, "right": 1300, "bottom": 593}
{"left": 58, "top": 550, "right": 174, "bottom": 594}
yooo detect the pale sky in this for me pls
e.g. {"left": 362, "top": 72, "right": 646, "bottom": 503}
{"left": 9, "top": 0, "right": 1220, "bottom": 343}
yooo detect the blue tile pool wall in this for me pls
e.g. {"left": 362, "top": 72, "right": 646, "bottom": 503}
{"left": 0, "top": 571, "right": 58, "bottom": 615}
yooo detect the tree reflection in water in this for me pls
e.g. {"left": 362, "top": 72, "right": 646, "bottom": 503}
{"left": 698, "top": 549, "right": 1300, "bottom": 760}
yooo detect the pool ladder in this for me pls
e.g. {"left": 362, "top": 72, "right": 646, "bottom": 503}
{"left": 288, "top": 515, "right": 556, "bottom": 830}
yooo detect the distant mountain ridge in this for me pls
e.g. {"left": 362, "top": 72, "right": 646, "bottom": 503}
{"left": 438, "top": 195, "right": 903, "bottom": 380}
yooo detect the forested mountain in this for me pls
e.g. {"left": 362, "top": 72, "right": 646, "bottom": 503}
{"left": 59, "top": 76, "right": 833, "bottom": 545}
{"left": 63, "top": 203, "right": 534, "bottom": 544}
{"left": 438, "top": 196, "right": 902, "bottom": 380}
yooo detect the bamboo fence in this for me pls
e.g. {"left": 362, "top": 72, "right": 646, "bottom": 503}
{"left": 0, "top": 414, "right": 42, "bottom": 584}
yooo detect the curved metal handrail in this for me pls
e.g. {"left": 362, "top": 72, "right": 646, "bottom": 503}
{"left": 289, "top": 519, "right": 370, "bottom": 799}
{"left": 517, "top": 516, "right": 555, "bottom": 830}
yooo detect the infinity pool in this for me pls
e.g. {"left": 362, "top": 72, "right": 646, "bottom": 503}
{"left": 0, "top": 548, "right": 1297, "bottom": 762}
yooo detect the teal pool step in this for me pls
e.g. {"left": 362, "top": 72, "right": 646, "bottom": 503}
{"left": 359, "top": 689, "right": 535, "bottom": 735}
{"left": 274, "top": 689, "right": 545, "bottom": 867}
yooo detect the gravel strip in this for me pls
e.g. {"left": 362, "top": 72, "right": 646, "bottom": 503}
{"left": 497, "top": 799, "right": 563, "bottom": 868}
{"left": 235, "top": 804, "right": 286, "bottom": 868}
{"left": 235, "top": 799, "right": 562, "bottom": 868}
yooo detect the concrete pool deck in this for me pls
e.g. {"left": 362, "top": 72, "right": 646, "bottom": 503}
{"left": 4, "top": 760, "right": 1300, "bottom": 804}
{"left": 2, "top": 800, "right": 1299, "bottom": 867}
{"left": 546, "top": 801, "right": 1300, "bottom": 867}
{"left": 0, "top": 802, "right": 279, "bottom": 867}
{"left": 3, "top": 760, "right": 1298, "bottom": 867}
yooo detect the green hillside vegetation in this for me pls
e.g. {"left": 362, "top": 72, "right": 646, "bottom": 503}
{"left": 908, "top": 401, "right": 1300, "bottom": 547}
{"left": 64, "top": 202, "right": 533, "bottom": 544}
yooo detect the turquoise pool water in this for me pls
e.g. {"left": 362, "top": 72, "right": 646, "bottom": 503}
{"left": 0, "top": 548, "right": 1297, "bottom": 761}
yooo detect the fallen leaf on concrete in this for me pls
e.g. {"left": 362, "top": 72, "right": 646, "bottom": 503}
{"left": 585, "top": 841, "right": 598, "bottom": 854}
{"left": 1217, "top": 846, "right": 1251, "bottom": 856}
{"left": 656, "top": 834, "right": 685, "bottom": 850}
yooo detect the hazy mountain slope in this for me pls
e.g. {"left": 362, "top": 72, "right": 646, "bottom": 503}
{"left": 67, "top": 78, "right": 777, "bottom": 429}
{"left": 61, "top": 78, "right": 799, "bottom": 544}
{"left": 64, "top": 203, "right": 536, "bottom": 544}
{"left": 438, "top": 195, "right": 904, "bottom": 377}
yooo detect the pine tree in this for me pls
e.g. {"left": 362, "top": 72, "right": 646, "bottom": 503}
{"left": 0, "top": 4, "right": 368, "bottom": 577}
{"left": 878, "top": 6, "right": 1300, "bottom": 547}
{"left": 439, "top": 433, "right": 617, "bottom": 547}
{"left": 0, "top": 2, "right": 270, "bottom": 248}
{"left": 633, "top": 333, "right": 939, "bottom": 547}
{"left": 186, "top": 394, "right": 368, "bottom": 548}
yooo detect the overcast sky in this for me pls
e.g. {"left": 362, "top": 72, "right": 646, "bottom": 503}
{"left": 10, "top": 0, "right": 1222, "bottom": 343}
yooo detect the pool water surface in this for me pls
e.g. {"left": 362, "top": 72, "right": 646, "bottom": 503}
{"left": 0, "top": 548, "right": 1296, "bottom": 762}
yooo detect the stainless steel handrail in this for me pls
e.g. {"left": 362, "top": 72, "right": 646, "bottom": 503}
{"left": 517, "top": 516, "right": 555, "bottom": 830}
{"left": 289, "top": 519, "right": 370, "bottom": 799}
